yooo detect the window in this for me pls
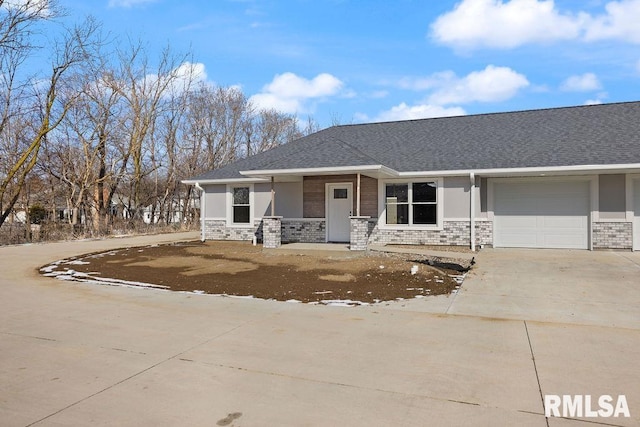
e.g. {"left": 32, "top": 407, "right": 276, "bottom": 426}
{"left": 384, "top": 181, "right": 438, "bottom": 226}
{"left": 232, "top": 187, "right": 250, "bottom": 223}
{"left": 333, "top": 188, "right": 348, "bottom": 199}
{"left": 412, "top": 182, "right": 437, "bottom": 225}
{"left": 385, "top": 183, "right": 408, "bottom": 224}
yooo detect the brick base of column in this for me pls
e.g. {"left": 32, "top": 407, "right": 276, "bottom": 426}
{"left": 350, "top": 216, "right": 371, "bottom": 251}
{"left": 262, "top": 216, "right": 282, "bottom": 248}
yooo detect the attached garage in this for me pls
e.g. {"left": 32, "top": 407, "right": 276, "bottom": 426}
{"left": 493, "top": 180, "right": 590, "bottom": 249}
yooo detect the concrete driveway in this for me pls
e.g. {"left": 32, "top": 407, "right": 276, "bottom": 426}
{"left": 449, "top": 249, "right": 640, "bottom": 329}
{"left": 1, "top": 235, "right": 638, "bottom": 426}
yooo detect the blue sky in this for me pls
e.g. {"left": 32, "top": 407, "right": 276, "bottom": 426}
{"left": 57, "top": 0, "right": 640, "bottom": 127}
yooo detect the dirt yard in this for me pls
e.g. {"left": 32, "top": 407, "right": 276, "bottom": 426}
{"left": 40, "top": 241, "right": 472, "bottom": 305}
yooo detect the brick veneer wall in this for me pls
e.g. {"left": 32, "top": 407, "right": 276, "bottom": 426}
{"left": 202, "top": 217, "right": 495, "bottom": 248}
{"left": 204, "top": 219, "right": 260, "bottom": 241}
{"left": 262, "top": 217, "right": 282, "bottom": 248}
{"left": 303, "top": 175, "right": 378, "bottom": 218}
{"left": 350, "top": 217, "right": 370, "bottom": 250}
{"left": 368, "top": 220, "right": 492, "bottom": 247}
{"left": 475, "top": 221, "right": 493, "bottom": 247}
{"left": 281, "top": 219, "right": 325, "bottom": 243}
{"left": 592, "top": 222, "right": 632, "bottom": 249}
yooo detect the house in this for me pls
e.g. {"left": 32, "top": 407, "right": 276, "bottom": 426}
{"left": 183, "top": 101, "right": 640, "bottom": 251}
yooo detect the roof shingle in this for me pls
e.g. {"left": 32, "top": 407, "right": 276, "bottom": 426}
{"left": 189, "top": 101, "right": 640, "bottom": 181}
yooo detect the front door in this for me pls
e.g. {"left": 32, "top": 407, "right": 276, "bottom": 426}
{"left": 327, "top": 183, "right": 352, "bottom": 242}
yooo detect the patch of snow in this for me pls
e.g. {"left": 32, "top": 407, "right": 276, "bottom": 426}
{"left": 451, "top": 273, "right": 466, "bottom": 284}
{"left": 320, "top": 299, "right": 370, "bottom": 307}
{"left": 192, "top": 290, "right": 205, "bottom": 294}
{"left": 410, "top": 265, "right": 419, "bottom": 275}
{"left": 379, "top": 265, "right": 385, "bottom": 269}
{"left": 66, "top": 260, "right": 90, "bottom": 265}
{"left": 286, "top": 299, "right": 301, "bottom": 303}
{"left": 227, "top": 295, "right": 254, "bottom": 299}
{"left": 313, "top": 290, "right": 333, "bottom": 295}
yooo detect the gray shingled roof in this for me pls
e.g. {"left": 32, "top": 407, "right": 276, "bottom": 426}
{"left": 188, "top": 101, "right": 640, "bottom": 181}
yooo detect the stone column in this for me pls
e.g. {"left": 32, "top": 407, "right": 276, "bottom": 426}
{"left": 262, "top": 216, "right": 282, "bottom": 249}
{"left": 350, "top": 216, "right": 370, "bottom": 251}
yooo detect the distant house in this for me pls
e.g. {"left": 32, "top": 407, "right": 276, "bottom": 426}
{"left": 183, "top": 102, "right": 640, "bottom": 251}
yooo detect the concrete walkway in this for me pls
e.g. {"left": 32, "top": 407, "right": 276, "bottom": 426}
{"left": 1, "top": 235, "right": 638, "bottom": 426}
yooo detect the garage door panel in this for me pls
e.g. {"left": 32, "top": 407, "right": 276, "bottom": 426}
{"left": 539, "top": 215, "right": 587, "bottom": 229}
{"left": 494, "top": 180, "right": 589, "bottom": 249}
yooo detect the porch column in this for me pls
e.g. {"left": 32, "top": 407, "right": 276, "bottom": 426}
{"left": 263, "top": 216, "right": 282, "bottom": 249}
{"left": 350, "top": 216, "right": 370, "bottom": 251}
{"left": 270, "top": 176, "right": 275, "bottom": 217}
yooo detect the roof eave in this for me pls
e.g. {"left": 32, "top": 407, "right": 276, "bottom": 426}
{"left": 181, "top": 177, "right": 270, "bottom": 185}
{"left": 397, "top": 163, "right": 640, "bottom": 178}
{"left": 239, "top": 165, "right": 399, "bottom": 178}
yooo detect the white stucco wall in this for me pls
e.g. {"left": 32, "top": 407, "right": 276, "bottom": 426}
{"left": 443, "top": 176, "right": 470, "bottom": 220}
{"left": 598, "top": 174, "right": 626, "bottom": 220}
{"left": 203, "top": 184, "right": 226, "bottom": 218}
{"left": 254, "top": 182, "right": 304, "bottom": 218}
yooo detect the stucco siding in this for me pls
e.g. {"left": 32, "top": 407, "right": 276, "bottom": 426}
{"left": 275, "top": 182, "right": 303, "bottom": 218}
{"left": 598, "top": 174, "right": 626, "bottom": 220}
{"left": 443, "top": 176, "right": 470, "bottom": 220}
{"left": 203, "top": 185, "right": 226, "bottom": 218}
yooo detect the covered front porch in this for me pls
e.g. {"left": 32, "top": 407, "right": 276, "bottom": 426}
{"left": 243, "top": 166, "right": 390, "bottom": 250}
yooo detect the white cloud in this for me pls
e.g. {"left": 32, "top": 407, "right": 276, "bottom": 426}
{"left": 373, "top": 103, "right": 466, "bottom": 122}
{"left": 427, "top": 65, "right": 529, "bottom": 105}
{"left": 560, "top": 73, "right": 601, "bottom": 92}
{"left": 2, "top": 0, "right": 51, "bottom": 17}
{"left": 584, "top": 99, "right": 604, "bottom": 105}
{"left": 169, "top": 61, "right": 209, "bottom": 92}
{"left": 397, "top": 71, "right": 456, "bottom": 91}
{"left": 108, "top": 0, "right": 158, "bottom": 8}
{"left": 431, "top": 0, "right": 584, "bottom": 49}
{"left": 134, "top": 62, "right": 210, "bottom": 98}
{"left": 249, "top": 72, "right": 344, "bottom": 113}
{"left": 584, "top": 0, "right": 640, "bottom": 43}
{"left": 430, "top": 0, "right": 640, "bottom": 49}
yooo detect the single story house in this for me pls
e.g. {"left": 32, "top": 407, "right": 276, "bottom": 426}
{"left": 183, "top": 101, "right": 640, "bottom": 251}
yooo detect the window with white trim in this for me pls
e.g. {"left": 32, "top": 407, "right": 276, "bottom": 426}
{"left": 232, "top": 186, "right": 250, "bottom": 224}
{"left": 385, "top": 181, "right": 438, "bottom": 226}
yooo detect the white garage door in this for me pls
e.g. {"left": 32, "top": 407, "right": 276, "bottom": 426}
{"left": 494, "top": 180, "right": 590, "bottom": 249}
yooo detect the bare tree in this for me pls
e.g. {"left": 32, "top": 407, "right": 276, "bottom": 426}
{"left": 102, "top": 43, "right": 191, "bottom": 221}
{"left": 0, "top": 15, "right": 97, "bottom": 227}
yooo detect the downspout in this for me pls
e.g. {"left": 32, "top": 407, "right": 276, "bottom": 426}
{"left": 356, "top": 173, "right": 361, "bottom": 216}
{"left": 195, "top": 183, "right": 205, "bottom": 242}
{"left": 470, "top": 173, "right": 476, "bottom": 252}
